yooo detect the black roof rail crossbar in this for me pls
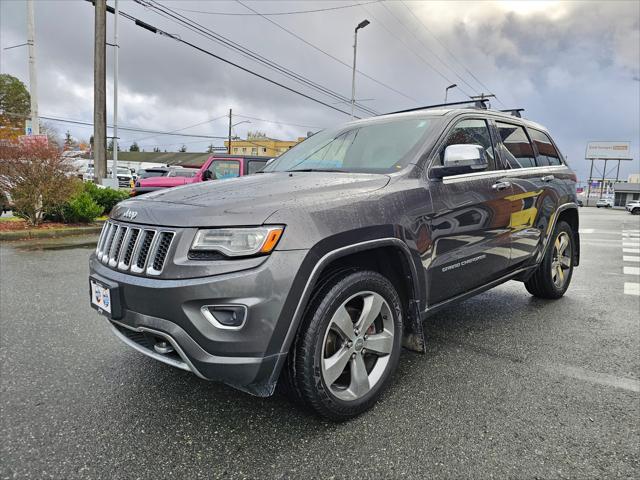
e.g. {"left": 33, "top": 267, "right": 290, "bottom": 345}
{"left": 499, "top": 108, "right": 525, "bottom": 118}
{"left": 384, "top": 99, "right": 489, "bottom": 115}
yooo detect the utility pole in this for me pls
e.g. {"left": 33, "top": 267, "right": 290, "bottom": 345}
{"left": 26, "top": 0, "right": 39, "bottom": 135}
{"left": 600, "top": 160, "right": 608, "bottom": 199}
{"left": 227, "top": 108, "right": 232, "bottom": 154}
{"left": 470, "top": 93, "right": 495, "bottom": 108}
{"left": 94, "top": 0, "right": 107, "bottom": 184}
{"left": 112, "top": 0, "right": 119, "bottom": 181}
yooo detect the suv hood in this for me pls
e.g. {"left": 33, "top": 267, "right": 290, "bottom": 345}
{"left": 111, "top": 171, "right": 390, "bottom": 227}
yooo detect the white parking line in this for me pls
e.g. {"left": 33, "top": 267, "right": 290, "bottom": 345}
{"left": 623, "top": 242, "right": 640, "bottom": 248}
{"left": 624, "top": 283, "right": 640, "bottom": 296}
{"left": 579, "top": 229, "right": 595, "bottom": 234}
{"left": 623, "top": 248, "right": 640, "bottom": 254}
{"left": 624, "top": 266, "right": 640, "bottom": 275}
{"left": 623, "top": 256, "right": 640, "bottom": 262}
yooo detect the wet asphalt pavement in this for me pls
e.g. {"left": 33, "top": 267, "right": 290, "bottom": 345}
{"left": 1, "top": 207, "right": 639, "bottom": 479}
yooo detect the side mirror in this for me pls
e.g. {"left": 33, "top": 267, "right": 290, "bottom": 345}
{"left": 202, "top": 169, "right": 213, "bottom": 181}
{"left": 431, "top": 144, "right": 488, "bottom": 178}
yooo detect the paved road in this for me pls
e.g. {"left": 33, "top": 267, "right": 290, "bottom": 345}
{"left": 1, "top": 208, "right": 639, "bottom": 479}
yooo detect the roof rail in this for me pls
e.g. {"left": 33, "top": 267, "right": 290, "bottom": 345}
{"left": 384, "top": 98, "right": 489, "bottom": 115}
{"left": 499, "top": 108, "right": 525, "bottom": 118}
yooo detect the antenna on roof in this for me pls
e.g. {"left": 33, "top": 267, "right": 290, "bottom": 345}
{"left": 499, "top": 108, "right": 525, "bottom": 118}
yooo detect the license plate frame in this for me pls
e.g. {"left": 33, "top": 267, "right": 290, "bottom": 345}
{"left": 90, "top": 279, "right": 112, "bottom": 316}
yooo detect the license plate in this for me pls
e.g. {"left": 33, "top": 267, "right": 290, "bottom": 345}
{"left": 90, "top": 280, "right": 112, "bottom": 314}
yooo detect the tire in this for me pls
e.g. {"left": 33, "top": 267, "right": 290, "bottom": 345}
{"left": 632, "top": 208, "right": 640, "bottom": 216}
{"left": 284, "top": 270, "right": 403, "bottom": 421}
{"left": 525, "top": 220, "right": 575, "bottom": 299}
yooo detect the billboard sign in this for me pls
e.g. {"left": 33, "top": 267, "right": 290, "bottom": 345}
{"left": 585, "top": 141, "right": 632, "bottom": 160}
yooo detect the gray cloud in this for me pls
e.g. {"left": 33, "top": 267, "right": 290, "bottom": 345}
{"left": 1, "top": 0, "right": 638, "bottom": 180}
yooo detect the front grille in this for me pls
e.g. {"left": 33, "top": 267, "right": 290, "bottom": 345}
{"left": 96, "top": 220, "right": 175, "bottom": 275}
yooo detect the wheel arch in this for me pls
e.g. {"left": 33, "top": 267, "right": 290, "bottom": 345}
{"left": 555, "top": 204, "right": 580, "bottom": 266}
{"left": 278, "top": 238, "right": 426, "bottom": 363}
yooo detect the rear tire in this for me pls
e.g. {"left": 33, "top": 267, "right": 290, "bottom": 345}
{"left": 525, "top": 220, "right": 575, "bottom": 299}
{"left": 632, "top": 208, "right": 640, "bottom": 215}
{"left": 284, "top": 270, "right": 403, "bottom": 421}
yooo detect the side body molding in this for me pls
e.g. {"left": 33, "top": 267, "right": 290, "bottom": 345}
{"left": 279, "top": 238, "right": 425, "bottom": 362}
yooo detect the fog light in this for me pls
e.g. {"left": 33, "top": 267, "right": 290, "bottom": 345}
{"left": 201, "top": 305, "right": 247, "bottom": 330}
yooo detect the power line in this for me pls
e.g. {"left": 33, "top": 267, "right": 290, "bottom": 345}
{"left": 92, "top": 2, "right": 361, "bottom": 119}
{"left": 137, "top": 1, "right": 379, "bottom": 116}
{"left": 234, "top": 0, "right": 419, "bottom": 104}
{"left": 233, "top": 113, "right": 322, "bottom": 129}
{"left": 359, "top": 2, "right": 474, "bottom": 98}
{"left": 120, "top": 113, "right": 229, "bottom": 143}
{"left": 171, "top": 1, "right": 381, "bottom": 17}
{"left": 398, "top": 0, "right": 506, "bottom": 107}
{"left": 380, "top": 2, "right": 480, "bottom": 97}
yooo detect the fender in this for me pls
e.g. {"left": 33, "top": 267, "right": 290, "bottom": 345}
{"left": 278, "top": 237, "right": 426, "bottom": 363}
{"left": 539, "top": 202, "right": 580, "bottom": 266}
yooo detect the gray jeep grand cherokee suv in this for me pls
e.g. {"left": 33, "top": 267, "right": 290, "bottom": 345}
{"left": 89, "top": 105, "right": 580, "bottom": 420}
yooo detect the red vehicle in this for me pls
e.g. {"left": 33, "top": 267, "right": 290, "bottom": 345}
{"left": 131, "top": 155, "right": 270, "bottom": 196}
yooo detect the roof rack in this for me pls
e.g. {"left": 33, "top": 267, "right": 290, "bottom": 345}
{"left": 384, "top": 99, "right": 489, "bottom": 115}
{"left": 499, "top": 108, "right": 525, "bottom": 118}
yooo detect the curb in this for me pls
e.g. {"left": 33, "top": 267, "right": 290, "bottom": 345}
{"left": 0, "top": 225, "right": 103, "bottom": 241}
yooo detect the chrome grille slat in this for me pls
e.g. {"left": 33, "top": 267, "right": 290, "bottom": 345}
{"left": 96, "top": 221, "right": 174, "bottom": 275}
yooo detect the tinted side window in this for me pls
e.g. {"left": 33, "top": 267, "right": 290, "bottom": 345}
{"left": 496, "top": 122, "right": 536, "bottom": 168}
{"left": 529, "top": 129, "right": 562, "bottom": 166}
{"left": 208, "top": 160, "right": 240, "bottom": 179}
{"left": 438, "top": 119, "right": 495, "bottom": 167}
{"left": 247, "top": 160, "right": 267, "bottom": 175}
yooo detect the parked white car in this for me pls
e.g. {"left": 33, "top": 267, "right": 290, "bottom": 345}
{"left": 596, "top": 198, "right": 614, "bottom": 208}
{"left": 626, "top": 200, "right": 640, "bottom": 215}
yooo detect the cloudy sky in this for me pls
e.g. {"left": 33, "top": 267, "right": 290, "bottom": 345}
{"left": 1, "top": 0, "right": 639, "bottom": 182}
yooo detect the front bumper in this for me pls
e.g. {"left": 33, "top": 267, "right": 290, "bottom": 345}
{"left": 89, "top": 249, "right": 308, "bottom": 396}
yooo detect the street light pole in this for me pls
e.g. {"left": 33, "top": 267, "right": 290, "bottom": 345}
{"left": 26, "top": 0, "right": 39, "bottom": 135}
{"left": 351, "top": 19, "right": 370, "bottom": 120}
{"left": 444, "top": 84, "right": 457, "bottom": 104}
{"left": 227, "top": 108, "right": 232, "bottom": 154}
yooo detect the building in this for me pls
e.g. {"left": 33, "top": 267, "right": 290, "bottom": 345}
{"left": 613, "top": 182, "right": 640, "bottom": 206}
{"left": 224, "top": 137, "right": 306, "bottom": 157}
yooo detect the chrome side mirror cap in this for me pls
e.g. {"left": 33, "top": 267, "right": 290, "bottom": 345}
{"left": 443, "top": 144, "right": 488, "bottom": 170}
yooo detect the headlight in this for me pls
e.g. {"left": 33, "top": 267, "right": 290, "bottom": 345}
{"left": 191, "top": 226, "right": 284, "bottom": 257}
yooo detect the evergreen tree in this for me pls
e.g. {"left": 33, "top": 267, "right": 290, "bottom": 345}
{"left": 64, "top": 130, "right": 74, "bottom": 150}
{"left": 129, "top": 142, "right": 140, "bottom": 152}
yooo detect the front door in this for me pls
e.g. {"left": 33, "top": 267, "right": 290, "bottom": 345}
{"left": 425, "top": 118, "right": 514, "bottom": 306}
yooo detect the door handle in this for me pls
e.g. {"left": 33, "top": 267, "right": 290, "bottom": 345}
{"left": 541, "top": 175, "right": 555, "bottom": 182}
{"left": 491, "top": 181, "right": 511, "bottom": 191}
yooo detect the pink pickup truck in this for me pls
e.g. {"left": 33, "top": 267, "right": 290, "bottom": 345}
{"left": 131, "top": 155, "right": 269, "bottom": 196}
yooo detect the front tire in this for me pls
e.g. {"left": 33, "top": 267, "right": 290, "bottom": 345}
{"left": 285, "top": 270, "right": 403, "bottom": 421}
{"left": 525, "top": 220, "right": 575, "bottom": 299}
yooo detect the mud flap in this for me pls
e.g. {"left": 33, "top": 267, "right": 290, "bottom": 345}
{"left": 402, "top": 299, "right": 425, "bottom": 353}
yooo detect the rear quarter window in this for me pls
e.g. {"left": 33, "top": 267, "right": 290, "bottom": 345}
{"left": 529, "top": 129, "right": 563, "bottom": 166}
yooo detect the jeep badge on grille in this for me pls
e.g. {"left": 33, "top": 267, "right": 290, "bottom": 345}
{"left": 122, "top": 209, "right": 138, "bottom": 220}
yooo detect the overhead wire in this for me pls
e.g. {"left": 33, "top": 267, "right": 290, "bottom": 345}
{"left": 137, "top": 0, "right": 379, "bottom": 116}
{"left": 171, "top": 1, "right": 381, "bottom": 17}
{"left": 398, "top": 0, "right": 506, "bottom": 107}
{"left": 234, "top": 0, "right": 419, "bottom": 104}
{"left": 93, "top": 2, "right": 361, "bottom": 119}
{"left": 359, "top": 2, "right": 475, "bottom": 98}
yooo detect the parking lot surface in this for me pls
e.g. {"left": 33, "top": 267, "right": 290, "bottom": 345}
{"left": 1, "top": 208, "right": 639, "bottom": 479}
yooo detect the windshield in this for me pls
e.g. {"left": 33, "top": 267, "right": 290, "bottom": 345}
{"left": 170, "top": 169, "right": 197, "bottom": 178}
{"left": 263, "top": 117, "right": 434, "bottom": 174}
{"left": 139, "top": 169, "right": 167, "bottom": 178}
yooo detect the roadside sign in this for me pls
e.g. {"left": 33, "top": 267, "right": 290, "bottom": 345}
{"left": 585, "top": 141, "right": 632, "bottom": 159}
{"left": 18, "top": 134, "right": 48, "bottom": 146}
{"left": 25, "top": 119, "right": 32, "bottom": 135}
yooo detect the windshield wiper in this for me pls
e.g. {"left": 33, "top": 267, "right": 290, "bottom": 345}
{"left": 286, "top": 168, "right": 348, "bottom": 173}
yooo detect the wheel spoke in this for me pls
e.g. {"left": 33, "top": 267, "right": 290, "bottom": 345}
{"left": 557, "top": 265, "right": 565, "bottom": 283}
{"left": 364, "top": 330, "right": 393, "bottom": 356}
{"left": 557, "top": 235, "right": 569, "bottom": 256}
{"left": 560, "top": 256, "right": 571, "bottom": 268}
{"left": 322, "top": 347, "right": 351, "bottom": 386}
{"left": 330, "top": 305, "right": 356, "bottom": 341}
{"left": 355, "top": 293, "right": 384, "bottom": 333}
{"left": 348, "top": 354, "right": 370, "bottom": 397}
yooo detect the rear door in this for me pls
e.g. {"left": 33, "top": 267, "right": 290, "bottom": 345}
{"left": 493, "top": 121, "right": 566, "bottom": 268}
{"left": 425, "top": 117, "right": 514, "bottom": 305}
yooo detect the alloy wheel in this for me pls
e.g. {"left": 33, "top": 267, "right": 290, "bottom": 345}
{"left": 551, "top": 232, "right": 572, "bottom": 288}
{"left": 321, "top": 291, "right": 394, "bottom": 401}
